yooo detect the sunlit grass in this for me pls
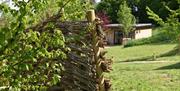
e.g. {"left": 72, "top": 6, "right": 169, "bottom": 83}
{"left": 106, "top": 43, "right": 180, "bottom": 91}
{"left": 106, "top": 43, "right": 177, "bottom": 62}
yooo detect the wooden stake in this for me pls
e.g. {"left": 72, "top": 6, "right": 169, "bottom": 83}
{"left": 86, "top": 9, "right": 106, "bottom": 91}
{"left": 86, "top": 10, "right": 96, "bottom": 22}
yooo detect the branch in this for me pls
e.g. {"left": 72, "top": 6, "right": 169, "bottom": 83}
{"left": 26, "top": 0, "right": 72, "bottom": 32}
{"left": 0, "top": 0, "right": 72, "bottom": 55}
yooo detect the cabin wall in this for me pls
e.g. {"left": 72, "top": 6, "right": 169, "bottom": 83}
{"left": 105, "top": 30, "right": 114, "bottom": 45}
{"left": 134, "top": 29, "right": 152, "bottom": 39}
{"left": 104, "top": 25, "right": 152, "bottom": 45}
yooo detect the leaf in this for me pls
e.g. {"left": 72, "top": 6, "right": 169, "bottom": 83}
{"left": 52, "top": 74, "right": 61, "bottom": 85}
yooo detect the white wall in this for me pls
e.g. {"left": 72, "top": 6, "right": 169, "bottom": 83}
{"left": 135, "top": 29, "right": 152, "bottom": 39}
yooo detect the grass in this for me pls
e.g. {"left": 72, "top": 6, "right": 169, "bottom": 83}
{"left": 105, "top": 43, "right": 180, "bottom": 91}
{"left": 106, "top": 43, "right": 178, "bottom": 62}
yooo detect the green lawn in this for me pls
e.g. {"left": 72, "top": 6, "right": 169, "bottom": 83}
{"left": 106, "top": 43, "right": 178, "bottom": 61}
{"left": 105, "top": 44, "right": 180, "bottom": 91}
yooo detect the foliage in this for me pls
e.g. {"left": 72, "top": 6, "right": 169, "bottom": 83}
{"left": 117, "top": 1, "right": 136, "bottom": 36}
{"left": 96, "top": 11, "right": 110, "bottom": 29}
{"left": 63, "top": 0, "right": 92, "bottom": 21}
{"left": 137, "top": 0, "right": 179, "bottom": 23}
{"left": 146, "top": 1, "right": 180, "bottom": 42}
{"left": 0, "top": 0, "right": 65, "bottom": 90}
{"left": 0, "top": 0, "right": 92, "bottom": 90}
{"left": 124, "top": 1, "right": 180, "bottom": 47}
{"left": 96, "top": 0, "right": 124, "bottom": 23}
{"left": 96, "top": 0, "right": 180, "bottom": 23}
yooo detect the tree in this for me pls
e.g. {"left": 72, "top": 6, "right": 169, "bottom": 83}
{"left": 146, "top": 6, "right": 180, "bottom": 41}
{"left": 117, "top": 1, "right": 136, "bottom": 37}
{"left": 0, "top": 0, "right": 92, "bottom": 90}
{"left": 96, "top": 0, "right": 139, "bottom": 23}
{"left": 96, "top": 0, "right": 180, "bottom": 23}
{"left": 146, "top": 0, "right": 180, "bottom": 42}
{"left": 96, "top": 0, "right": 123, "bottom": 23}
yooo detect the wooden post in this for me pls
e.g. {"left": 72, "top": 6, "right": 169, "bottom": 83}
{"left": 87, "top": 10, "right": 106, "bottom": 91}
{"left": 86, "top": 10, "right": 96, "bottom": 22}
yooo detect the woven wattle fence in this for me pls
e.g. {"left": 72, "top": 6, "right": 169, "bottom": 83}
{"left": 45, "top": 10, "right": 112, "bottom": 91}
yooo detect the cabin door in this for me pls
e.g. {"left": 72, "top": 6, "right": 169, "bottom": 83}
{"left": 114, "top": 31, "right": 123, "bottom": 44}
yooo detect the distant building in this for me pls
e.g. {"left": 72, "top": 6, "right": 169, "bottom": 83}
{"left": 104, "top": 24, "right": 152, "bottom": 45}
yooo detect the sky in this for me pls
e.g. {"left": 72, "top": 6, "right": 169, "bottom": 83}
{"left": 96, "top": 0, "right": 101, "bottom": 3}
{"left": 0, "top": 0, "right": 16, "bottom": 9}
{"left": 0, "top": 0, "right": 15, "bottom": 16}
{"left": 0, "top": 0, "right": 11, "bottom": 5}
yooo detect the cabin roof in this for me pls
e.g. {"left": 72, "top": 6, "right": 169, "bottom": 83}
{"left": 105, "top": 23, "right": 152, "bottom": 28}
{"left": 104, "top": 23, "right": 152, "bottom": 30}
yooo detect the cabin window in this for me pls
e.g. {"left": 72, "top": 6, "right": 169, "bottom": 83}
{"left": 136, "top": 30, "right": 141, "bottom": 34}
{"left": 136, "top": 31, "right": 138, "bottom": 34}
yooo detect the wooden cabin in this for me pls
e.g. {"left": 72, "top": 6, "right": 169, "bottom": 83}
{"left": 104, "top": 24, "right": 152, "bottom": 45}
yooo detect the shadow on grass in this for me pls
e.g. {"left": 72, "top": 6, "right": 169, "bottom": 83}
{"left": 118, "top": 47, "right": 179, "bottom": 63}
{"left": 155, "top": 62, "right": 180, "bottom": 70}
{"left": 124, "top": 42, "right": 174, "bottom": 48}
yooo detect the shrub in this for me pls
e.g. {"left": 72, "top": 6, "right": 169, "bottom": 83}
{"left": 124, "top": 28, "right": 173, "bottom": 47}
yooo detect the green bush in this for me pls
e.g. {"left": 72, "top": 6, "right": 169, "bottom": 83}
{"left": 124, "top": 28, "right": 173, "bottom": 47}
